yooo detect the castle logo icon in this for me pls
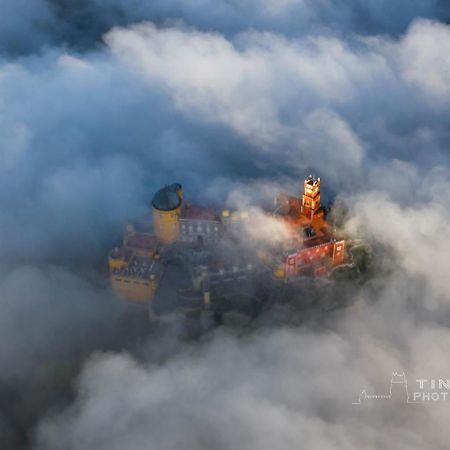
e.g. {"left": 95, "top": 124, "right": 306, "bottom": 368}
{"left": 352, "top": 372, "right": 411, "bottom": 405}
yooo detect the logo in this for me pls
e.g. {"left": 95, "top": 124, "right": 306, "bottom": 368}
{"left": 352, "top": 372, "right": 450, "bottom": 405}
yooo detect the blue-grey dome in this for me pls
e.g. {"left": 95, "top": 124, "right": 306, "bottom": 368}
{"left": 152, "top": 184, "right": 182, "bottom": 211}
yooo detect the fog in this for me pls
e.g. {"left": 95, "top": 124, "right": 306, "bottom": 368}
{"left": 0, "top": 1, "right": 449, "bottom": 449}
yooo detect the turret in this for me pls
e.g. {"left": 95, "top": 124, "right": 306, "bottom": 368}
{"left": 152, "top": 183, "right": 183, "bottom": 243}
{"left": 301, "top": 174, "right": 321, "bottom": 220}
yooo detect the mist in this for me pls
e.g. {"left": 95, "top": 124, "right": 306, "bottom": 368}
{"left": 0, "top": 0, "right": 450, "bottom": 449}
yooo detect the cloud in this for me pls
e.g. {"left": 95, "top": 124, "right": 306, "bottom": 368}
{"left": 0, "top": 264, "right": 122, "bottom": 382}
{"left": 347, "top": 189, "right": 450, "bottom": 308}
{"left": 0, "top": 2, "right": 449, "bottom": 450}
{"left": 1, "top": 0, "right": 449, "bottom": 56}
{"left": 399, "top": 19, "right": 450, "bottom": 98}
{"left": 0, "top": 0, "right": 54, "bottom": 55}
{"left": 36, "top": 301, "right": 450, "bottom": 449}
{"left": 103, "top": 19, "right": 450, "bottom": 188}
{"left": 1, "top": 19, "right": 449, "bottom": 263}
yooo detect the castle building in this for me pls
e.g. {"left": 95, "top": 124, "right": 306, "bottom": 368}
{"left": 109, "top": 174, "right": 349, "bottom": 304}
{"left": 272, "top": 174, "right": 347, "bottom": 279}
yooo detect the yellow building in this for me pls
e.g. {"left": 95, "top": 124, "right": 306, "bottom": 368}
{"left": 108, "top": 230, "right": 162, "bottom": 303}
{"left": 110, "top": 257, "right": 160, "bottom": 302}
{"left": 152, "top": 183, "right": 183, "bottom": 243}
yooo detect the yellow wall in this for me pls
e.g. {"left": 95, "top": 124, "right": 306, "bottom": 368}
{"left": 153, "top": 207, "right": 181, "bottom": 243}
{"left": 111, "top": 276, "right": 157, "bottom": 302}
{"left": 108, "top": 257, "right": 128, "bottom": 271}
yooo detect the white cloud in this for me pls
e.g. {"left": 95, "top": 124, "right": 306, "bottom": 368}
{"left": 0, "top": 5, "right": 450, "bottom": 449}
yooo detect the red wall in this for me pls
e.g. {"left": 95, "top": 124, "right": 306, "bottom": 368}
{"left": 284, "top": 240, "right": 346, "bottom": 277}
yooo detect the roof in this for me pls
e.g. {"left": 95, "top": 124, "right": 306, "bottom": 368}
{"left": 112, "top": 255, "right": 161, "bottom": 280}
{"left": 273, "top": 195, "right": 302, "bottom": 219}
{"left": 182, "top": 205, "right": 217, "bottom": 221}
{"left": 125, "top": 232, "right": 159, "bottom": 250}
{"left": 109, "top": 247, "right": 132, "bottom": 261}
{"left": 152, "top": 184, "right": 182, "bottom": 211}
{"left": 305, "top": 174, "right": 319, "bottom": 185}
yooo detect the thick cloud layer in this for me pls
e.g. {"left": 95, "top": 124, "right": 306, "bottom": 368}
{"left": 2, "top": 18, "right": 450, "bottom": 262}
{"left": 36, "top": 320, "right": 450, "bottom": 449}
{"left": 0, "top": 1, "right": 450, "bottom": 449}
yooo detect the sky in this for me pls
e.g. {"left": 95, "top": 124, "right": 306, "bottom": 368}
{"left": 1, "top": 1, "right": 450, "bottom": 449}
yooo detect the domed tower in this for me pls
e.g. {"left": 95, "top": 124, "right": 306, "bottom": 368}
{"left": 301, "top": 174, "right": 321, "bottom": 220}
{"left": 152, "top": 183, "right": 183, "bottom": 243}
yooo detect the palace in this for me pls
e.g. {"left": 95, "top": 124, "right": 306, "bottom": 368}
{"left": 108, "top": 175, "right": 351, "bottom": 309}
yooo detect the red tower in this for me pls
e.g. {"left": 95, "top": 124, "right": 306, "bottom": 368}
{"left": 301, "top": 175, "right": 321, "bottom": 219}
